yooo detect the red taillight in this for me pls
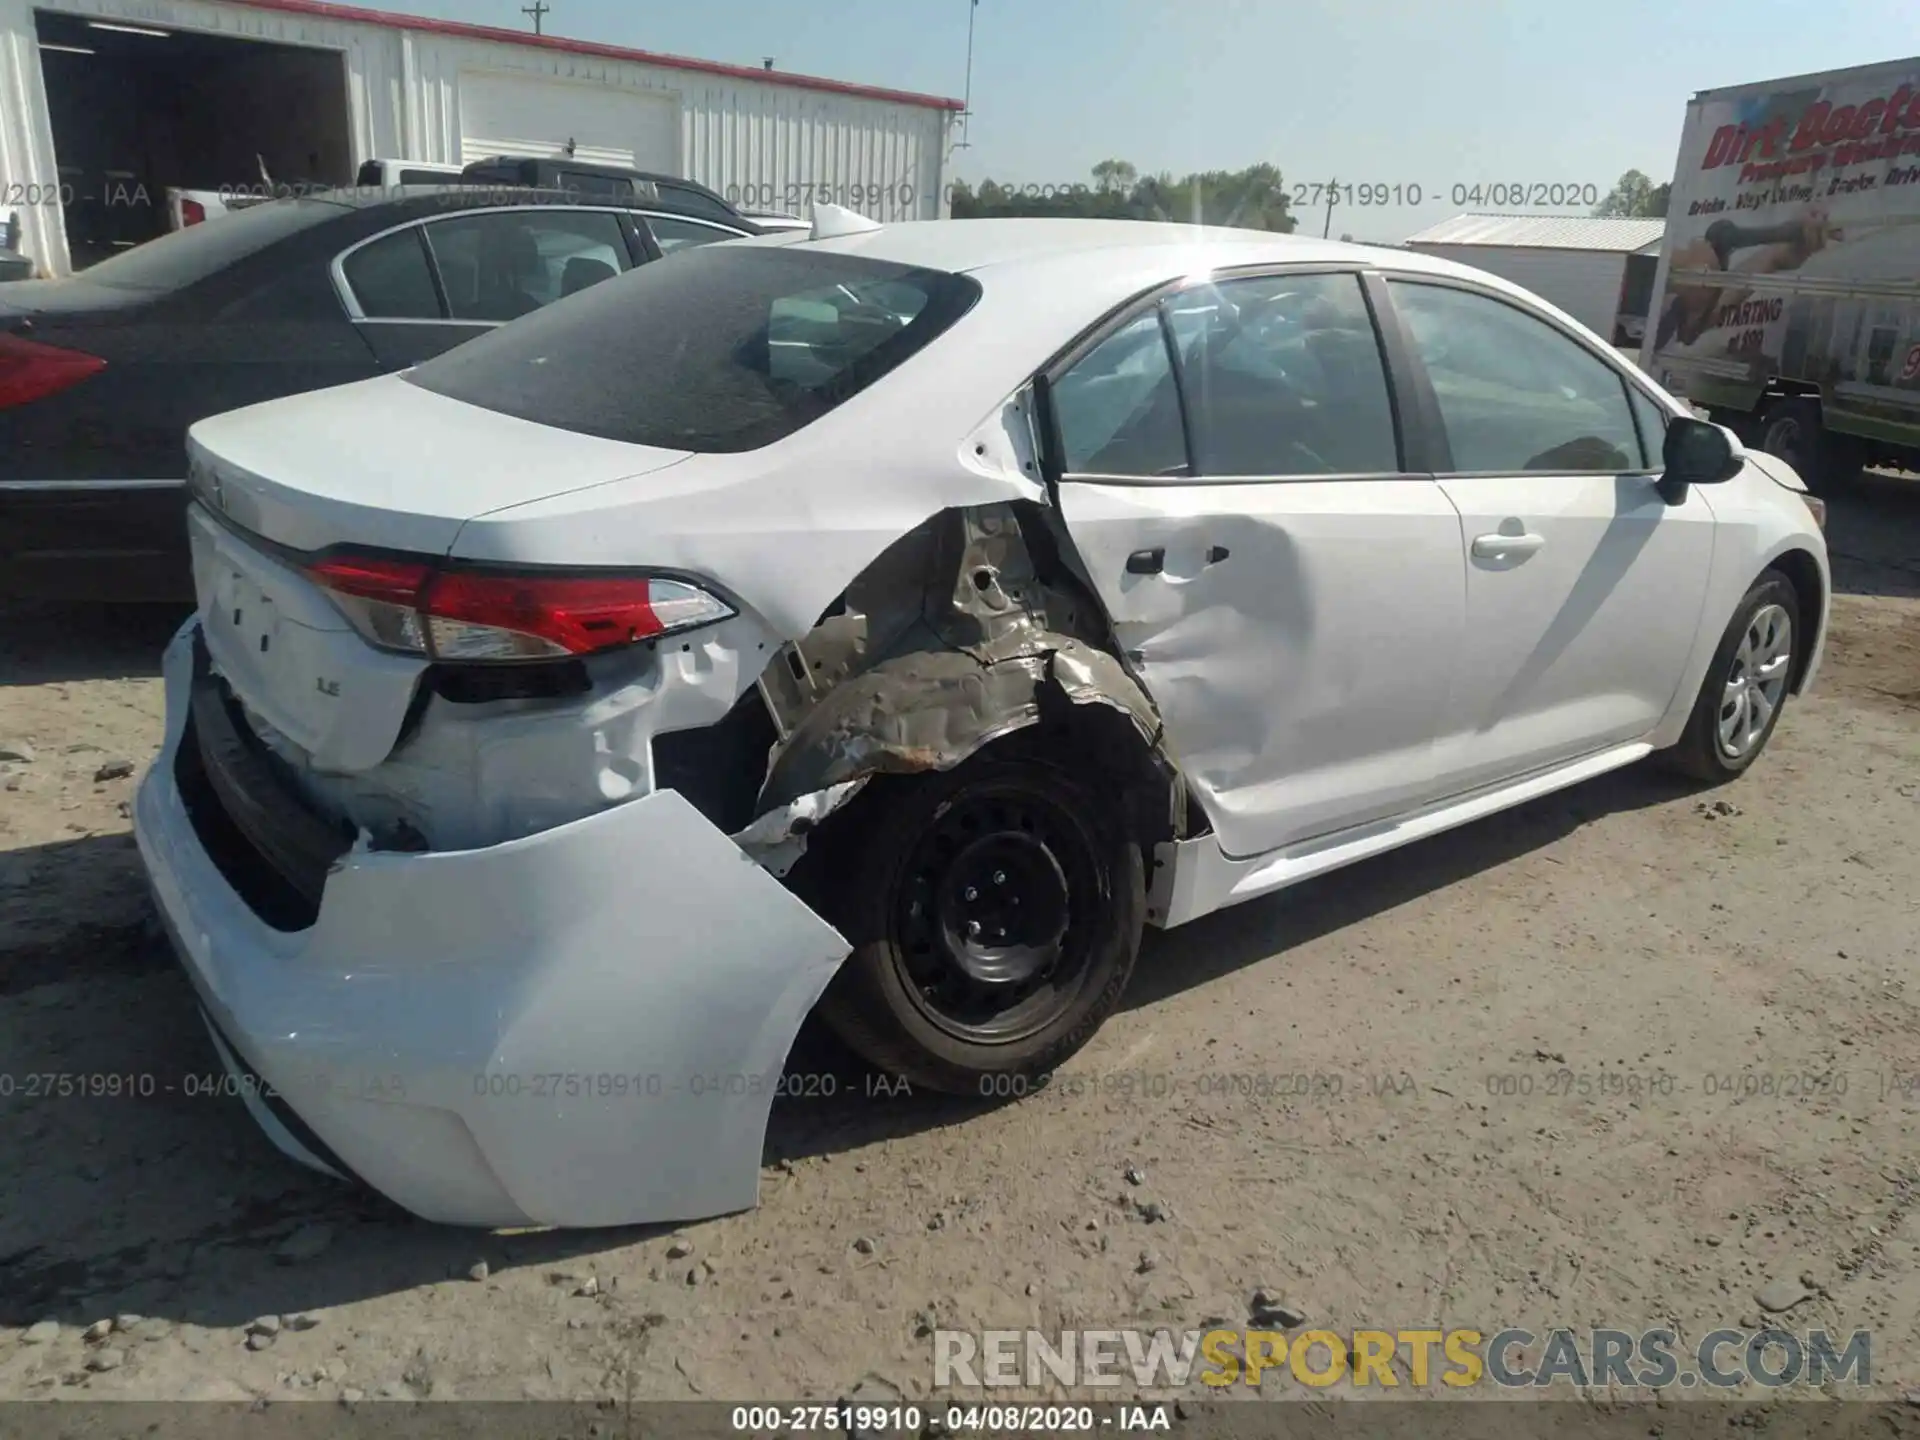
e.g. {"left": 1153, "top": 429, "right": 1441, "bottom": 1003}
{"left": 426, "top": 570, "right": 673, "bottom": 658}
{"left": 304, "top": 552, "right": 734, "bottom": 662}
{"left": 181, "top": 198, "right": 207, "bottom": 226}
{"left": 0, "top": 332, "right": 106, "bottom": 410}
{"left": 308, "top": 554, "right": 432, "bottom": 607}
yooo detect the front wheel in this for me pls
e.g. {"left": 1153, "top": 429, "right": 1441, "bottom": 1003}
{"left": 1663, "top": 570, "right": 1800, "bottom": 783}
{"left": 809, "top": 752, "right": 1145, "bottom": 1096}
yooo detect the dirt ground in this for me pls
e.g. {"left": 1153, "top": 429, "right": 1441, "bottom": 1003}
{"left": 1, "top": 474, "right": 1916, "bottom": 1411}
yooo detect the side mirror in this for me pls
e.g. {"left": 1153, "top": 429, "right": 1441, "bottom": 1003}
{"left": 1658, "top": 416, "right": 1744, "bottom": 504}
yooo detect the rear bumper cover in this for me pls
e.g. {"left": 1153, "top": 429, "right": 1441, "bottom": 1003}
{"left": 135, "top": 619, "right": 850, "bottom": 1228}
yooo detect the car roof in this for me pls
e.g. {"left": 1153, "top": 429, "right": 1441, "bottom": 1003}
{"left": 462, "top": 156, "right": 728, "bottom": 194}
{"left": 311, "top": 184, "right": 636, "bottom": 211}
{"left": 724, "top": 216, "right": 1610, "bottom": 353}
{"left": 281, "top": 184, "right": 757, "bottom": 229}
{"left": 781, "top": 218, "right": 1437, "bottom": 275}
{"left": 752, "top": 217, "right": 1557, "bottom": 314}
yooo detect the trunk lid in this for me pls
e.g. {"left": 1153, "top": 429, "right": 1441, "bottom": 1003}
{"left": 188, "top": 504, "right": 426, "bottom": 774}
{"left": 187, "top": 376, "right": 694, "bottom": 772}
{"left": 0, "top": 278, "right": 154, "bottom": 319}
{"left": 188, "top": 374, "right": 694, "bottom": 558}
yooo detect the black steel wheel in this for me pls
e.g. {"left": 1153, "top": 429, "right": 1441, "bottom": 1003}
{"left": 810, "top": 750, "right": 1145, "bottom": 1095}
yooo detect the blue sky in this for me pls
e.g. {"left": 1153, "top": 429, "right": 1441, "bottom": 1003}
{"left": 371, "top": 0, "right": 1916, "bottom": 240}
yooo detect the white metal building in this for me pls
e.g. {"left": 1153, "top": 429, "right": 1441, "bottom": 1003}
{"left": 0, "top": 0, "right": 962, "bottom": 274}
{"left": 1402, "top": 213, "right": 1668, "bottom": 346}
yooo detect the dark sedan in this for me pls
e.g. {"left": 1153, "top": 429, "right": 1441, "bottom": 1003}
{"left": 0, "top": 185, "right": 766, "bottom": 601}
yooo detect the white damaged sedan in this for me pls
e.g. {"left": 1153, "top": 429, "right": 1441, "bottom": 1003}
{"left": 135, "top": 214, "right": 1829, "bottom": 1228}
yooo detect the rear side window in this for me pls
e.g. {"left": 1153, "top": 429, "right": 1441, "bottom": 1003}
{"left": 461, "top": 163, "right": 519, "bottom": 187}
{"left": 657, "top": 184, "right": 739, "bottom": 223}
{"left": 404, "top": 245, "right": 981, "bottom": 452}
{"left": 559, "top": 170, "right": 633, "bottom": 198}
{"left": 341, "top": 228, "right": 441, "bottom": 319}
{"left": 1052, "top": 311, "right": 1189, "bottom": 476}
{"left": 423, "top": 210, "right": 632, "bottom": 321}
{"left": 74, "top": 198, "right": 346, "bottom": 292}
{"left": 646, "top": 215, "right": 746, "bottom": 254}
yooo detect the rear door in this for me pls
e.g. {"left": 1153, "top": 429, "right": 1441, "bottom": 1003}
{"left": 1050, "top": 268, "right": 1467, "bottom": 859}
{"left": 1381, "top": 275, "right": 1715, "bottom": 794}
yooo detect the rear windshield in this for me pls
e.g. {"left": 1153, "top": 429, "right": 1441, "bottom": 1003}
{"left": 403, "top": 245, "right": 982, "bottom": 452}
{"left": 78, "top": 197, "right": 347, "bottom": 292}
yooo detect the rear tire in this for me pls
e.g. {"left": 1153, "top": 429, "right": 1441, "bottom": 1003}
{"left": 1663, "top": 570, "right": 1800, "bottom": 784}
{"left": 809, "top": 751, "right": 1145, "bottom": 1097}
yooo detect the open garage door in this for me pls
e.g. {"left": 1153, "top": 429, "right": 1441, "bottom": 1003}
{"left": 35, "top": 9, "right": 352, "bottom": 269}
{"left": 459, "top": 71, "right": 678, "bottom": 172}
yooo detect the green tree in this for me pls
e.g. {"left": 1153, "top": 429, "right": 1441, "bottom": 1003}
{"left": 950, "top": 160, "right": 1297, "bottom": 232}
{"left": 1595, "top": 169, "right": 1671, "bottom": 218}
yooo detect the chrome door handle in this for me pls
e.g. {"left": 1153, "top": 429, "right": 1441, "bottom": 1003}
{"left": 1471, "top": 531, "right": 1545, "bottom": 560}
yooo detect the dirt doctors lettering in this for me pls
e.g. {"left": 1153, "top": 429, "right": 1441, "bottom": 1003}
{"left": 1651, "top": 65, "right": 1920, "bottom": 384}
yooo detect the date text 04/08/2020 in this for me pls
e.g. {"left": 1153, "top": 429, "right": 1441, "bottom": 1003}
{"left": 1292, "top": 181, "right": 1603, "bottom": 208}
{"left": 728, "top": 1405, "right": 1171, "bottom": 1434}
{"left": 466, "top": 1070, "right": 908, "bottom": 1100}
{"left": 718, "top": 180, "right": 1605, "bottom": 212}
{"left": 0, "top": 1071, "right": 270, "bottom": 1100}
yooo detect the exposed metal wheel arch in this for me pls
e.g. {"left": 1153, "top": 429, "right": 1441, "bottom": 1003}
{"left": 754, "top": 636, "right": 1167, "bottom": 815}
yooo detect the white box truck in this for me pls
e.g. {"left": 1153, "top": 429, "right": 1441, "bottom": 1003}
{"left": 1641, "top": 56, "right": 1920, "bottom": 489}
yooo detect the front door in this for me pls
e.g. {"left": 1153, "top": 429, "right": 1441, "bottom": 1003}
{"left": 1383, "top": 278, "right": 1716, "bottom": 795}
{"left": 1052, "top": 269, "right": 1466, "bottom": 859}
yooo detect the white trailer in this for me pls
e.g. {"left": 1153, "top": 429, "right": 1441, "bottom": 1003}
{"left": 1403, "top": 214, "right": 1667, "bottom": 347}
{"left": 1641, "top": 55, "right": 1920, "bottom": 489}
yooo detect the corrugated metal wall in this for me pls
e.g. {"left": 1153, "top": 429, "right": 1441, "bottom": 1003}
{"left": 0, "top": 0, "right": 952, "bottom": 273}
{"left": 405, "top": 35, "right": 950, "bottom": 223}
{"left": 678, "top": 81, "right": 946, "bottom": 223}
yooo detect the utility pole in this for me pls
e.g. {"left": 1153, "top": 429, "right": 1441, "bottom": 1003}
{"left": 522, "top": 0, "right": 549, "bottom": 35}
{"left": 956, "top": 0, "right": 977, "bottom": 149}
{"left": 1321, "top": 173, "right": 1339, "bottom": 238}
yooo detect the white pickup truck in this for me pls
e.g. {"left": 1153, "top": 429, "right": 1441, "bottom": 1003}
{"left": 167, "top": 159, "right": 467, "bottom": 230}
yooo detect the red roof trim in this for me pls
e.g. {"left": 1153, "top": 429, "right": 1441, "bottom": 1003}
{"left": 224, "top": 0, "right": 967, "bottom": 111}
